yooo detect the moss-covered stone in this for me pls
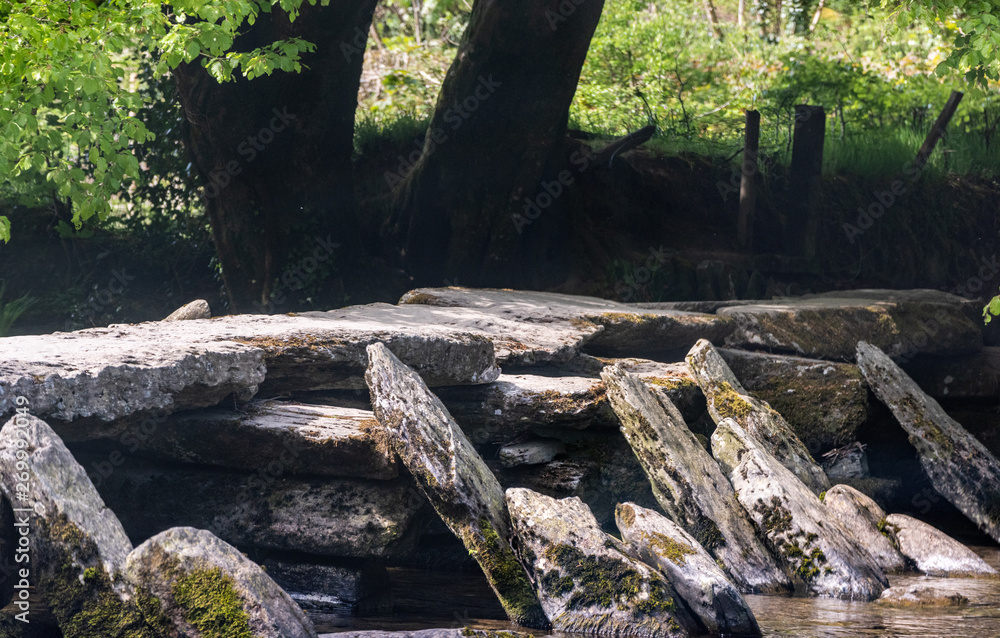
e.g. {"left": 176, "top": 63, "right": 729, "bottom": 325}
{"left": 172, "top": 567, "right": 253, "bottom": 638}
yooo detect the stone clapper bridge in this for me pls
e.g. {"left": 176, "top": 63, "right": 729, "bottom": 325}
{"left": 0, "top": 288, "right": 997, "bottom": 637}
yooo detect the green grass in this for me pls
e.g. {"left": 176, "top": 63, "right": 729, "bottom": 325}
{"left": 0, "top": 281, "right": 36, "bottom": 337}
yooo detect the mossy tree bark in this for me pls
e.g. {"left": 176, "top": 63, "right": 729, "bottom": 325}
{"left": 389, "top": 0, "right": 605, "bottom": 286}
{"left": 174, "top": 1, "right": 377, "bottom": 311}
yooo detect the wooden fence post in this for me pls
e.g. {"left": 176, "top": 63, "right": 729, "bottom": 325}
{"left": 738, "top": 110, "right": 760, "bottom": 249}
{"left": 914, "top": 91, "right": 964, "bottom": 171}
{"left": 787, "top": 104, "right": 825, "bottom": 258}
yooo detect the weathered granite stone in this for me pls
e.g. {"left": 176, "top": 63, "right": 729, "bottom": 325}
{"left": 121, "top": 401, "right": 398, "bottom": 479}
{"left": 718, "top": 348, "right": 870, "bottom": 453}
{"left": 499, "top": 440, "right": 566, "bottom": 468}
{"left": 601, "top": 364, "right": 791, "bottom": 594}
{"left": 0, "top": 306, "right": 504, "bottom": 433}
{"left": 400, "top": 287, "right": 735, "bottom": 357}
{"left": 884, "top": 514, "right": 998, "bottom": 578}
{"left": 687, "top": 340, "right": 829, "bottom": 494}
{"left": 875, "top": 586, "right": 969, "bottom": 607}
{"left": 364, "top": 343, "right": 547, "bottom": 628}
{"left": 616, "top": 503, "right": 761, "bottom": 637}
{"left": 821, "top": 485, "right": 907, "bottom": 573}
{"left": 73, "top": 450, "right": 425, "bottom": 559}
{"left": 126, "top": 526, "right": 316, "bottom": 638}
{"left": 0, "top": 415, "right": 152, "bottom": 635}
{"left": 857, "top": 341, "right": 1000, "bottom": 545}
{"left": 505, "top": 488, "right": 692, "bottom": 637}
{"left": 163, "top": 299, "right": 211, "bottom": 321}
{"left": 712, "top": 419, "right": 888, "bottom": 600}
{"left": 718, "top": 290, "right": 982, "bottom": 361}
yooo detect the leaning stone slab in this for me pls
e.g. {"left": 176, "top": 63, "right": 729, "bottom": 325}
{"left": 718, "top": 348, "right": 870, "bottom": 453}
{"left": 163, "top": 299, "right": 211, "bottom": 321}
{"left": 123, "top": 401, "right": 397, "bottom": 479}
{"left": 719, "top": 289, "right": 982, "bottom": 361}
{"left": 505, "top": 488, "right": 692, "bottom": 637}
{"left": 126, "top": 526, "right": 316, "bottom": 638}
{"left": 884, "top": 514, "right": 997, "bottom": 578}
{"left": 687, "top": 340, "right": 829, "bottom": 494}
{"left": 400, "top": 287, "right": 734, "bottom": 357}
{"left": 364, "top": 343, "right": 547, "bottom": 628}
{"left": 821, "top": 485, "right": 907, "bottom": 573}
{"left": 712, "top": 418, "right": 888, "bottom": 600}
{"left": 0, "top": 415, "right": 152, "bottom": 635}
{"left": 857, "top": 341, "right": 1000, "bottom": 544}
{"left": 601, "top": 364, "right": 792, "bottom": 594}
{"left": 0, "top": 306, "right": 503, "bottom": 432}
{"left": 616, "top": 503, "right": 761, "bottom": 637}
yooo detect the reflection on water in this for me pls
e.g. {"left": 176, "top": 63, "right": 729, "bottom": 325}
{"left": 317, "top": 546, "right": 1000, "bottom": 637}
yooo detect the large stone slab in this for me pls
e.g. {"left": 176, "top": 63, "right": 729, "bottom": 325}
{"left": 400, "top": 287, "right": 735, "bottom": 357}
{"left": 126, "top": 526, "right": 316, "bottom": 638}
{"left": 687, "top": 340, "right": 829, "bottom": 494}
{"left": 119, "top": 401, "right": 397, "bottom": 479}
{"left": 0, "top": 306, "right": 504, "bottom": 432}
{"left": 73, "top": 450, "right": 425, "bottom": 559}
{"left": 505, "top": 488, "right": 692, "bottom": 637}
{"left": 719, "top": 289, "right": 982, "bottom": 361}
{"left": 821, "top": 485, "right": 907, "bottom": 573}
{"left": 884, "top": 514, "right": 997, "bottom": 578}
{"left": 856, "top": 341, "right": 1000, "bottom": 545}
{"left": 712, "top": 418, "right": 888, "bottom": 600}
{"left": 0, "top": 415, "right": 153, "bottom": 635}
{"left": 616, "top": 503, "right": 761, "bottom": 637}
{"left": 719, "top": 348, "right": 870, "bottom": 453}
{"left": 364, "top": 343, "right": 547, "bottom": 628}
{"left": 601, "top": 364, "right": 791, "bottom": 594}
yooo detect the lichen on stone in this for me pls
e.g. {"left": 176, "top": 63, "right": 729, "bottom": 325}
{"left": 171, "top": 567, "right": 253, "bottom": 638}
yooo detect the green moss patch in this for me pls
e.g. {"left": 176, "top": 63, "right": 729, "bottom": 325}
{"left": 643, "top": 532, "right": 696, "bottom": 566}
{"left": 471, "top": 519, "right": 547, "bottom": 627}
{"left": 711, "top": 381, "right": 753, "bottom": 420}
{"left": 171, "top": 567, "right": 253, "bottom": 638}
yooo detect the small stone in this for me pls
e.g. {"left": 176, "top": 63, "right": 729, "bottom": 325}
{"left": 876, "top": 586, "right": 970, "bottom": 607}
{"left": 820, "top": 444, "right": 870, "bottom": 479}
{"left": 885, "top": 514, "right": 998, "bottom": 578}
{"left": 163, "top": 299, "right": 211, "bottom": 321}
{"left": 499, "top": 439, "right": 566, "bottom": 468}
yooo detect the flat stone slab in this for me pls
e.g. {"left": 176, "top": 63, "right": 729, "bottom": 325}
{"left": 857, "top": 341, "right": 1000, "bottom": 545}
{"left": 719, "top": 348, "right": 870, "bottom": 454}
{"left": 885, "top": 514, "right": 998, "bottom": 578}
{"left": 365, "top": 343, "right": 547, "bottom": 627}
{"left": 505, "top": 488, "right": 692, "bottom": 637}
{"left": 687, "top": 340, "right": 829, "bottom": 494}
{"left": 0, "top": 305, "right": 503, "bottom": 431}
{"left": 902, "top": 347, "right": 1000, "bottom": 399}
{"left": 616, "top": 503, "right": 761, "bottom": 637}
{"left": 122, "top": 401, "right": 398, "bottom": 479}
{"left": 821, "top": 485, "right": 907, "bottom": 573}
{"left": 126, "top": 526, "right": 317, "bottom": 638}
{"left": 400, "top": 287, "right": 735, "bottom": 358}
{"left": 718, "top": 289, "right": 982, "bottom": 361}
{"left": 602, "top": 364, "right": 792, "bottom": 594}
{"left": 712, "top": 418, "right": 888, "bottom": 600}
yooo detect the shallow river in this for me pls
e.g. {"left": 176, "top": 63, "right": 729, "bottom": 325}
{"left": 315, "top": 543, "right": 1000, "bottom": 637}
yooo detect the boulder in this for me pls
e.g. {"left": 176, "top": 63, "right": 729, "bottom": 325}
{"left": 718, "top": 348, "right": 870, "bottom": 454}
{"left": 117, "top": 401, "right": 398, "bottom": 479}
{"left": 884, "top": 514, "right": 997, "bottom": 578}
{"left": 718, "top": 289, "right": 982, "bottom": 361}
{"left": 400, "top": 287, "right": 735, "bottom": 357}
{"left": 73, "top": 450, "right": 426, "bottom": 559}
{"left": 505, "top": 488, "right": 692, "bottom": 637}
{"left": 163, "top": 299, "right": 211, "bottom": 321}
{"left": 821, "top": 485, "right": 907, "bottom": 572}
{"left": 711, "top": 418, "right": 888, "bottom": 600}
{"left": 616, "top": 503, "right": 761, "bottom": 637}
{"left": 686, "top": 340, "right": 829, "bottom": 494}
{"left": 601, "top": 364, "right": 791, "bottom": 594}
{"left": 126, "top": 526, "right": 316, "bottom": 638}
{"left": 856, "top": 341, "right": 1000, "bottom": 544}
{"left": 0, "top": 415, "right": 152, "bottom": 636}
{"left": 0, "top": 306, "right": 505, "bottom": 435}
{"left": 364, "top": 343, "right": 547, "bottom": 628}
{"left": 499, "top": 439, "right": 566, "bottom": 468}
{"left": 875, "top": 586, "right": 969, "bottom": 608}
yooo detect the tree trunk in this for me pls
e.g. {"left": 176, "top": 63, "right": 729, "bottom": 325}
{"left": 703, "top": 0, "right": 724, "bottom": 39}
{"left": 389, "top": 0, "right": 606, "bottom": 286}
{"left": 174, "top": 1, "right": 377, "bottom": 311}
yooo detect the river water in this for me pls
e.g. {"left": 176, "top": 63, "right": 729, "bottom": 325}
{"left": 315, "top": 544, "right": 1000, "bottom": 637}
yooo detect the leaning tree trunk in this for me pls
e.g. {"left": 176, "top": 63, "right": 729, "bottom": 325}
{"left": 389, "top": 0, "right": 606, "bottom": 286}
{"left": 174, "top": 1, "right": 377, "bottom": 311}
